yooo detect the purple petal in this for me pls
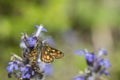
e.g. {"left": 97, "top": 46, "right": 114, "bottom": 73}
{"left": 26, "top": 37, "right": 37, "bottom": 48}
{"left": 44, "top": 36, "right": 55, "bottom": 46}
{"left": 8, "top": 62, "right": 13, "bottom": 65}
{"left": 86, "top": 53, "right": 96, "bottom": 62}
{"left": 6, "top": 66, "right": 13, "bottom": 73}
{"left": 99, "top": 59, "right": 111, "bottom": 68}
{"left": 87, "top": 76, "right": 94, "bottom": 80}
{"left": 99, "top": 48, "right": 108, "bottom": 55}
{"left": 26, "top": 74, "right": 31, "bottom": 78}
{"left": 74, "top": 50, "right": 86, "bottom": 56}
{"left": 6, "top": 62, "right": 19, "bottom": 73}
{"left": 20, "top": 64, "right": 34, "bottom": 79}
{"left": 44, "top": 64, "right": 53, "bottom": 76}
{"left": 100, "top": 69, "right": 110, "bottom": 76}
{"left": 32, "top": 71, "right": 35, "bottom": 75}
{"left": 20, "top": 67, "right": 25, "bottom": 72}
{"left": 74, "top": 75, "right": 86, "bottom": 80}
{"left": 35, "top": 25, "right": 48, "bottom": 32}
{"left": 103, "top": 70, "right": 110, "bottom": 76}
{"left": 103, "top": 59, "right": 111, "bottom": 68}
{"left": 14, "top": 65, "right": 18, "bottom": 70}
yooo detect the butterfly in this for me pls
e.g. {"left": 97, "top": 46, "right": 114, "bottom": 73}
{"left": 27, "top": 39, "right": 64, "bottom": 63}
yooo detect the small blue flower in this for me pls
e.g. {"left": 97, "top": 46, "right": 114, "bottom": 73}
{"left": 102, "top": 70, "right": 110, "bottom": 75}
{"left": 74, "top": 49, "right": 111, "bottom": 79}
{"left": 99, "top": 59, "right": 111, "bottom": 68}
{"left": 35, "top": 25, "right": 48, "bottom": 32}
{"left": 44, "top": 64, "right": 53, "bottom": 76}
{"left": 26, "top": 37, "right": 37, "bottom": 48}
{"left": 87, "top": 76, "right": 94, "bottom": 80}
{"left": 99, "top": 48, "right": 108, "bottom": 56}
{"left": 74, "top": 49, "right": 86, "bottom": 56}
{"left": 20, "top": 64, "right": 35, "bottom": 79}
{"left": 44, "top": 36, "right": 55, "bottom": 46}
{"left": 74, "top": 75, "right": 86, "bottom": 80}
{"left": 99, "top": 68, "right": 110, "bottom": 76}
{"left": 6, "top": 62, "right": 19, "bottom": 73}
{"left": 86, "top": 53, "right": 96, "bottom": 63}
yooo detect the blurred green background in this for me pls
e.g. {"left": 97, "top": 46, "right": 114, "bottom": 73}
{"left": 0, "top": 0, "right": 120, "bottom": 80}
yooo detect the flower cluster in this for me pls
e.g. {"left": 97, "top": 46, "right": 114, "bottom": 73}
{"left": 6, "top": 24, "right": 112, "bottom": 80}
{"left": 6, "top": 25, "right": 53, "bottom": 80}
{"left": 74, "top": 48, "right": 111, "bottom": 80}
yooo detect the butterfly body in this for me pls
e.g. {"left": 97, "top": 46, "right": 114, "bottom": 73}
{"left": 28, "top": 48, "right": 38, "bottom": 63}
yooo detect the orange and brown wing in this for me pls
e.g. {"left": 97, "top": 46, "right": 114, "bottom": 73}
{"left": 41, "top": 46, "right": 54, "bottom": 63}
{"left": 28, "top": 48, "right": 38, "bottom": 63}
{"left": 48, "top": 46, "right": 64, "bottom": 59}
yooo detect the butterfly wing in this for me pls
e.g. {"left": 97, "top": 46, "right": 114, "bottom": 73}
{"left": 41, "top": 44, "right": 64, "bottom": 63}
{"left": 48, "top": 46, "right": 64, "bottom": 59}
{"left": 28, "top": 48, "right": 38, "bottom": 63}
{"left": 28, "top": 40, "right": 42, "bottom": 63}
{"left": 41, "top": 46, "right": 54, "bottom": 63}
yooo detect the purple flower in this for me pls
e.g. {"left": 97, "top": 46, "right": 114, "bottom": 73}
{"left": 84, "top": 52, "right": 97, "bottom": 67}
{"left": 20, "top": 64, "right": 35, "bottom": 79}
{"left": 7, "top": 25, "right": 56, "bottom": 80}
{"left": 86, "top": 53, "right": 96, "bottom": 63}
{"left": 43, "top": 36, "right": 55, "bottom": 46}
{"left": 26, "top": 37, "right": 37, "bottom": 48}
{"left": 98, "top": 59, "right": 111, "bottom": 68}
{"left": 35, "top": 25, "right": 48, "bottom": 32}
{"left": 6, "top": 62, "right": 19, "bottom": 73}
{"left": 74, "top": 49, "right": 111, "bottom": 79}
{"left": 74, "top": 75, "right": 86, "bottom": 80}
{"left": 102, "top": 70, "right": 110, "bottom": 75}
{"left": 98, "top": 48, "right": 108, "bottom": 56}
{"left": 44, "top": 64, "right": 53, "bottom": 76}
{"left": 98, "top": 68, "right": 110, "bottom": 76}
{"left": 74, "top": 49, "right": 87, "bottom": 56}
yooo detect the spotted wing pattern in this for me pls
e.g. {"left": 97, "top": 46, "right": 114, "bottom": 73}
{"left": 28, "top": 48, "right": 38, "bottom": 63}
{"left": 28, "top": 40, "right": 42, "bottom": 63}
{"left": 27, "top": 40, "right": 64, "bottom": 63}
{"left": 41, "top": 45, "right": 64, "bottom": 63}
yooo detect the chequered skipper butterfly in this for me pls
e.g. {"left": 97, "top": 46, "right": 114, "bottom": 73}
{"left": 28, "top": 39, "right": 64, "bottom": 63}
